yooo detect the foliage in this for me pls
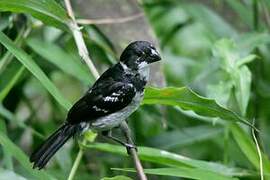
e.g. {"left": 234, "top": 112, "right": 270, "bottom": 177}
{"left": 1, "top": 0, "right": 270, "bottom": 179}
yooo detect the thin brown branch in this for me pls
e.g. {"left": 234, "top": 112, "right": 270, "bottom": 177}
{"left": 77, "top": 13, "right": 144, "bottom": 25}
{"left": 120, "top": 121, "right": 147, "bottom": 180}
{"left": 64, "top": 0, "right": 100, "bottom": 79}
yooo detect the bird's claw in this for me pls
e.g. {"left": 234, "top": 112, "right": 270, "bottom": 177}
{"left": 125, "top": 143, "right": 137, "bottom": 154}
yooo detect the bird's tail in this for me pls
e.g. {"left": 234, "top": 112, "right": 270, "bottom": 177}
{"left": 30, "top": 123, "right": 79, "bottom": 169}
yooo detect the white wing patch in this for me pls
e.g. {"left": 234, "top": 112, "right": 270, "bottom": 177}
{"left": 93, "top": 105, "right": 108, "bottom": 113}
{"left": 104, "top": 96, "right": 119, "bottom": 102}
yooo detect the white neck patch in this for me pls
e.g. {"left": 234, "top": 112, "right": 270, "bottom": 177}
{"left": 138, "top": 62, "right": 150, "bottom": 81}
{"left": 138, "top": 61, "right": 148, "bottom": 69}
{"left": 120, "top": 61, "right": 129, "bottom": 70}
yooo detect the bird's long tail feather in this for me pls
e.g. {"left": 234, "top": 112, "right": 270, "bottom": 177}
{"left": 30, "top": 123, "right": 78, "bottom": 169}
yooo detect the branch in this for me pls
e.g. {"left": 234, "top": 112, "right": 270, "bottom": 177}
{"left": 67, "top": 140, "right": 85, "bottom": 180}
{"left": 77, "top": 13, "right": 144, "bottom": 25}
{"left": 120, "top": 121, "right": 147, "bottom": 180}
{"left": 64, "top": 0, "right": 100, "bottom": 79}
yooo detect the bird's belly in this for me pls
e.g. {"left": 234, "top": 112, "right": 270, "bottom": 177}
{"left": 90, "top": 93, "right": 143, "bottom": 131}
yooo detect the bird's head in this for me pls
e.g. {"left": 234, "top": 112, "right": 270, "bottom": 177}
{"left": 120, "top": 41, "right": 161, "bottom": 70}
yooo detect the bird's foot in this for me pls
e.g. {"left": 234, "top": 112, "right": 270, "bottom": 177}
{"left": 124, "top": 143, "right": 137, "bottom": 155}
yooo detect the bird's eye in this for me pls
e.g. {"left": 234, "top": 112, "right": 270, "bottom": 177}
{"left": 137, "top": 51, "right": 144, "bottom": 57}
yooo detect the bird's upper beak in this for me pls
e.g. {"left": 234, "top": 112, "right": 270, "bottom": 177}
{"left": 149, "top": 48, "right": 161, "bottom": 63}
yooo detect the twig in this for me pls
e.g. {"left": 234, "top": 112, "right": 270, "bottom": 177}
{"left": 120, "top": 121, "right": 147, "bottom": 180}
{"left": 252, "top": 120, "right": 264, "bottom": 180}
{"left": 77, "top": 13, "right": 144, "bottom": 25}
{"left": 64, "top": 0, "right": 100, "bottom": 79}
{"left": 67, "top": 139, "right": 86, "bottom": 180}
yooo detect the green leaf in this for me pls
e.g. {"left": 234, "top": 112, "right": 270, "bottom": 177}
{"left": 85, "top": 143, "right": 245, "bottom": 177}
{"left": 212, "top": 39, "right": 254, "bottom": 115}
{"left": 143, "top": 87, "right": 254, "bottom": 128}
{"left": 0, "top": 169, "right": 26, "bottom": 180}
{"left": 236, "top": 55, "right": 257, "bottom": 67}
{"left": 113, "top": 168, "right": 238, "bottom": 180}
{"left": 226, "top": 0, "right": 252, "bottom": 28}
{"left": 149, "top": 125, "right": 223, "bottom": 149}
{"left": 0, "top": 66, "right": 25, "bottom": 101}
{"left": 0, "top": 104, "right": 44, "bottom": 138}
{"left": 230, "top": 124, "right": 270, "bottom": 174}
{"left": 233, "top": 66, "right": 252, "bottom": 115}
{"left": 0, "top": 131, "right": 55, "bottom": 180}
{"left": 101, "top": 175, "right": 132, "bottom": 180}
{"left": 0, "top": 0, "right": 69, "bottom": 30}
{"left": 0, "top": 31, "right": 72, "bottom": 110}
{"left": 237, "top": 33, "right": 270, "bottom": 54}
{"left": 0, "top": 119, "right": 13, "bottom": 169}
{"left": 26, "top": 38, "right": 93, "bottom": 84}
{"left": 184, "top": 4, "right": 237, "bottom": 38}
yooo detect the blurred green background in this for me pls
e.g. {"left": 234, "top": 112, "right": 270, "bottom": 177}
{"left": 1, "top": 0, "right": 270, "bottom": 179}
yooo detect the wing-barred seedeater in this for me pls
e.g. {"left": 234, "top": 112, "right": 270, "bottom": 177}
{"left": 30, "top": 41, "right": 161, "bottom": 169}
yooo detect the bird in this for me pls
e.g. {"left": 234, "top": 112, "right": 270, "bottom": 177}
{"left": 29, "top": 41, "right": 161, "bottom": 169}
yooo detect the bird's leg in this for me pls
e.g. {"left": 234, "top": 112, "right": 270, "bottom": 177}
{"left": 101, "top": 130, "right": 136, "bottom": 153}
{"left": 119, "top": 121, "right": 137, "bottom": 154}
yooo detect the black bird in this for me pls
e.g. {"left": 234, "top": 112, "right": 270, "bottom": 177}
{"left": 30, "top": 41, "right": 161, "bottom": 169}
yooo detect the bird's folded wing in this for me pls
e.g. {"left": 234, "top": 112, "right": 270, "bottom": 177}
{"left": 67, "top": 81, "right": 136, "bottom": 124}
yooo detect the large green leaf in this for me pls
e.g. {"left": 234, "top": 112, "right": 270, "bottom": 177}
{"left": 113, "top": 168, "right": 238, "bottom": 180}
{"left": 230, "top": 124, "right": 270, "bottom": 175}
{"left": 0, "top": 31, "right": 72, "bottom": 110}
{"left": 0, "top": 0, "right": 69, "bottom": 30}
{"left": 26, "top": 38, "right": 93, "bottom": 84}
{"left": 101, "top": 175, "right": 132, "bottom": 180}
{"left": 85, "top": 143, "right": 246, "bottom": 177}
{"left": 149, "top": 125, "right": 223, "bottom": 149}
{"left": 143, "top": 87, "right": 254, "bottom": 128}
{"left": 0, "top": 119, "right": 13, "bottom": 170}
{"left": 0, "top": 66, "right": 25, "bottom": 101}
{"left": 0, "top": 131, "right": 55, "bottom": 180}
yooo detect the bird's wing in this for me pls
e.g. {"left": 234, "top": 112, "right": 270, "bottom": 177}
{"left": 67, "top": 80, "right": 136, "bottom": 124}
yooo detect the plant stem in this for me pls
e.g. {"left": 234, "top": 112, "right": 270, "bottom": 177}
{"left": 252, "top": 120, "right": 264, "bottom": 180}
{"left": 67, "top": 140, "right": 85, "bottom": 180}
{"left": 120, "top": 121, "right": 147, "bottom": 180}
{"left": 252, "top": 1, "right": 264, "bottom": 179}
{"left": 64, "top": 0, "right": 100, "bottom": 79}
{"left": 77, "top": 13, "right": 143, "bottom": 25}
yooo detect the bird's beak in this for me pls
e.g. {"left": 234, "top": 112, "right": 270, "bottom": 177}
{"left": 149, "top": 48, "right": 161, "bottom": 63}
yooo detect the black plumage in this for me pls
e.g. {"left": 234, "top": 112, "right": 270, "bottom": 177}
{"left": 30, "top": 41, "right": 161, "bottom": 169}
{"left": 67, "top": 63, "right": 137, "bottom": 124}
